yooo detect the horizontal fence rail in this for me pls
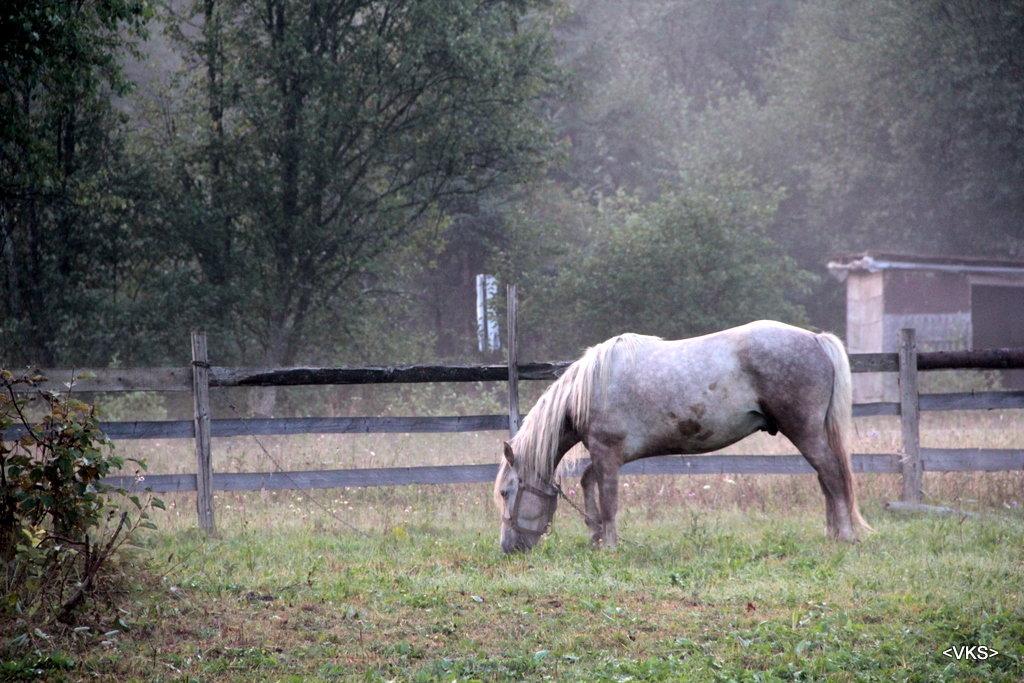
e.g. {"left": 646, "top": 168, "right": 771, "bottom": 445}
{"left": 4, "top": 394, "right": 1023, "bottom": 441}
{"left": 16, "top": 347, "right": 1024, "bottom": 394}
{"left": 16, "top": 362, "right": 575, "bottom": 394}
{"left": 5, "top": 319, "right": 1024, "bottom": 531}
{"left": 103, "top": 448, "right": 1024, "bottom": 494}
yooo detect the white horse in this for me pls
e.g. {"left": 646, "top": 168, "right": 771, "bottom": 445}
{"left": 494, "top": 320, "right": 872, "bottom": 553}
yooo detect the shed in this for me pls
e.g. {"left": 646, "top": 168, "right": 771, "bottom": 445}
{"left": 827, "top": 252, "right": 1024, "bottom": 402}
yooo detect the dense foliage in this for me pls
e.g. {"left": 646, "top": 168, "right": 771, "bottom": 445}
{"left": 0, "top": 0, "right": 151, "bottom": 365}
{"left": 2, "top": 0, "right": 1021, "bottom": 366}
{"left": 138, "top": 0, "right": 559, "bottom": 367}
{"left": 499, "top": 177, "right": 810, "bottom": 356}
{"left": 539, "top": 0, "right": 1024, "bottom": 330}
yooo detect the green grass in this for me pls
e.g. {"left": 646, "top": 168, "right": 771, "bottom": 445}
{"left": 5, "top": 408, "right": 1021, "bottom": 680}
{"left": 11, "top": 486, "right": 1022, "bottom": 682}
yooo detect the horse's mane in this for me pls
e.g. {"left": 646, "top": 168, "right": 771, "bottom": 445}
{"left": 511, "top": 333, "right": 652, "bottom": 481}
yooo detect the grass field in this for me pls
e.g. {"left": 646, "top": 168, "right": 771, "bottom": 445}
{"left": 17, "top": 486, "right": 1022, "bottom": 681}
{"left": 5, "top": 407, "right": 1023, "bottom": 681}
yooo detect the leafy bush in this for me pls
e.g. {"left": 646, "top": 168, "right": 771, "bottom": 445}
{"left": 558, "top": 178, "right": 811, "bottom": 344}
{"left": 1, "top": 370, "right": 163, "bottom": 642}
{"left": 501, "top": 176, "right": 813, "bottom": 357}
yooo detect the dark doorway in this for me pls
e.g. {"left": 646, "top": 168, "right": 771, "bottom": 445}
{"left": 971, "top": 284, "right": 1024, "bottom": 389}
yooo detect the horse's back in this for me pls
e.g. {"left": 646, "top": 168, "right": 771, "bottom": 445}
{"left": 621, "top": 320, "right": 820, "bottom": 381}
{"left": 588, "top": 321, "right": 834, "bottom": 457}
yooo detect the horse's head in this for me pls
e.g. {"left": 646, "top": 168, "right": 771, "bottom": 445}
{"left": 494, "top": 441, "right": 558, "bottom": 553}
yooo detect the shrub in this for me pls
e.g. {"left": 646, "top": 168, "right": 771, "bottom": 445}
{"left": 1, "top": 370, "right": 163, "bottom": 641}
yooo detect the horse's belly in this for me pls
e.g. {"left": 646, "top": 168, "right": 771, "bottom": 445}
{"left": 598, "top": 344, "right": 769, "bottom": 457}
{"left": 631, "top": 407, "right": 766, "bottom": 456}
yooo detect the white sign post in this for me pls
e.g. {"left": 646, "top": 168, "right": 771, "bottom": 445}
{"left": 476, "top": 274, "right": 500, "bottom": 353}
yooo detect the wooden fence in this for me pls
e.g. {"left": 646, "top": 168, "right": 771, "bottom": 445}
{"left": 8, "top": 318, "right": 1024, "bottom": 530}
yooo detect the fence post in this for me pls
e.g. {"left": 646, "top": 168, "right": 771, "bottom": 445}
{"left": 898, "top": 328, "right": 922, "bottom": 504}
{"left": 506, "top": 284, "right": 520, "bottom": 437}
{"left": 191, "top": 330, "right": 215, "bottom": 531}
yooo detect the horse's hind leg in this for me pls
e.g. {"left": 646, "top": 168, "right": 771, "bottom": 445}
{"left": 789, "top": 431, "right": 857, "bottom": 542}
{"left": 580, "top": 463, "right": 604, "bottom": 544}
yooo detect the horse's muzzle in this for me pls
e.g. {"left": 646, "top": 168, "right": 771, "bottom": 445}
{"left": 501, "top": 534, "right": 530, "bottom": 554}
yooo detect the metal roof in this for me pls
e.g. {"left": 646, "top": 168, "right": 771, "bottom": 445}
{"left": 827, "top": 252, "right": 1024, "bottom": 280}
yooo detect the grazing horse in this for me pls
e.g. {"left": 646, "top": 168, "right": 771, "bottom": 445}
{"left": 494, "top": 320, "right": 872, "bottom": 553}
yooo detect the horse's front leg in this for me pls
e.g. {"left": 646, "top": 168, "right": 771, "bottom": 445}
{"left": 595, "top": 464, "right": 621, "bottom": 548}
{"left": 584, "top": 442, "right": 622, "bottom": 548}
{"left": 580, "top": 463, "right": 604, "bottom": 544}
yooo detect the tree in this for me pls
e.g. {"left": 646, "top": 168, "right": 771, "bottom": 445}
{"left": 141, "top": 0, "right": 558, "bottom": 369}
{"left": 0, "top": 0, "right": 150, "bottom": 366}
{"left": 748, "top": 0, "right": 1024, "bottom": 258}
{"left": 541, "top": 0, "right": 1024, "bottom": 334}
{"left": 498, "top": 177, "right": 811, "bottom": 358}
{"left": 549, "top": 0, "right": 793, "bottom": 199}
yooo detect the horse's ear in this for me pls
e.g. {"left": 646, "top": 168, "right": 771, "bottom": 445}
{"left": 503, "top": 441, "right": 515, "bottom": 467}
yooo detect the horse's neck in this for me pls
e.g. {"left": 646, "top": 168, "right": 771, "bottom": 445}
{"left": 516, "top": 423, "right": 580, "bottom": 482}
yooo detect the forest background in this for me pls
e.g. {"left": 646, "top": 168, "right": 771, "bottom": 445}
{"left": 3, "top": 0, "right": 1023, "bottom": 372}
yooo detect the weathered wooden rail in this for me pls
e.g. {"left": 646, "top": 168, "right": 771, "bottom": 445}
{"left": 7, "top": 319, "right": 1024, "bottom": 530}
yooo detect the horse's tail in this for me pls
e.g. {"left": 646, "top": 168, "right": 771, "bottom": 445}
{"left": 816, "top": 332, "right": 873, "bottom": 535}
